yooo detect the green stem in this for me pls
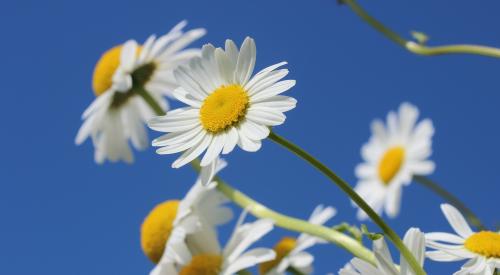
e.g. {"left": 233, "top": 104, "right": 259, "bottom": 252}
{"left": 135, "top": 86, "right": 165, "bottom": 116}
{"left": 342, "top": 0, "right": 500, "bottom": 58}
{"left": 190, "top": 161, "right": 376, "bottom": 266}
{"left": 268, "top": 131, "right": 426, "bottom": 275}
{"left": 413, "top": 175, "right": 486, "bottom": 230}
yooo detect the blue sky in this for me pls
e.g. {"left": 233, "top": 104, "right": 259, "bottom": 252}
{"left": 0, "top": 0, "right": 499, "bottom": 274}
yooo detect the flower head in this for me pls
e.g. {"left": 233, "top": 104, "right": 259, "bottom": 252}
{"left": 152, "top": 211, "right": 276, "bottom": 275}
{"left": 142, "top": 158, "right": 232, "bottom": 266}
{"left": 425, "top": 204, "right": 500, "bottom": 275}
{"left": 260, "top": 205, "right": 336, "bottom": 274}
{"left": 76, "top": 21, "right": 205, "bottom": 163}
{"left": 339, "top": 228, "right": 426, "bottom": 275}
{"left": 354, "top": 102, "right": 435, "bottom": 219}
{"left": 148, "top": 37, "right": 297, "bottom": 168}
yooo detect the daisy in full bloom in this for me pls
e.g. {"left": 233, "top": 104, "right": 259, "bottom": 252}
{"left": 259, "top": 205, "right": 337, "bottom": 275}
{"left": 425, "top": 204, "right": 500, "bottom": 275}
{"left": 141, "top": 158, "right": 232, "bottom": 265}
{"left": 153, "top": 211, "right": 276, "bottom": 275}
{"left": 339, "top": 228, "right": 426, "bottom": 275}
{"left": 148, "top": 37, "right": 297, "bottom": 168}
{"left": 354, "top": 102, "right": 435, "bottom": 219}
{"left": 75, "top": 21, "right": 205, "bottom": 163}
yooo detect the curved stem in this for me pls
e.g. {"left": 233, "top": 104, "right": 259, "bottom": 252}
{"left": 189, "top": 161, "right": 376, "bottom": 265}
{"left": 135, "top": 86, "right": 165, "bottom": 116}
{"left": 341, "top": 0, "right": 500, "bottom": 58}
{"left": 413, "top": 175, "right": 486, "bottom": 230}
{"left": 268, "top": 131, "right": 426, "bottom": 275}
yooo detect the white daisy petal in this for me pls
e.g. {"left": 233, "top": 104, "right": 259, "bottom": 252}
{"left": 172, "top": 134, "right": 212, "bottom": 168}
{"left": 440, "top": 204, "right": 474, "bottom": 238}
{"left": 235, "top": 37, "right": 256, "bottom": 85}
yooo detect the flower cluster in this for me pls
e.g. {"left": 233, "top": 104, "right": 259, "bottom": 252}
{"left": 76, "top": 21, "right": 497, "bottom": 275}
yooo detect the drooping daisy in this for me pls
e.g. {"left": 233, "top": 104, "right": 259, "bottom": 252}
{"left": 141, "top": 158, "right": 232, "bottom": 264}
{"left": 148, "top": 37, "right": 297, "bottom": 168}
{"left": 425, "top": 204, "right": 500, "bottom": 275}
{"left": 339, "top": 228, "right": 426, "bottom": 275}
{"left": 153, "top": 211, "right": 276, "bottom": 275}
{"left": 354, "top": 102, "right": 435, "bottom": 219}
{"left": 75, "top": 21, "right": 205, "bottom": 163}
{"left": 260, "top": 205, "right": 337, "bottom": 275}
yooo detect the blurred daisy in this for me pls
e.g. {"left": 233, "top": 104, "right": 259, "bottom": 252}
{"left": 425, "top": 204, "right": 500, "bottom": 275}
{"left": 148, "top": 37, "right": 297, "bottom": 168}
{"left": 354, "top": 102, "right": 435, "bottom": 219}
{"left": 141, "top": 158, "right": 232, "bottom": 264}
{"left": 260, "top": 205, "right": 336, "bottom": 275}
{"left": 153, "top": 211, "right": 276, "bottom": 275}
{"left": 76, "top": 21, "right": 205, "bottom": 163}
{"left": 339, "top": 228, "right": 426, "bottom": 275}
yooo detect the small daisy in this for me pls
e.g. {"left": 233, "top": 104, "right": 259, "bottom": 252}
{"left": 153, "top": 211, "right": 276, "bottom": 275}
{"left": 425, "top": 204, "right": 500, "bottom": 275}
{"left": 76, "top": 21, "right": 205, "bottom": 163}
{"left": 354, "top": 102, "right": 435, "bottom": 219}
{"left": 141, "top": 158, "right": 232, "bottom": 264}
{"left": 339, "top": 228, "right": 426, "bottom": 275}
{"left": 260, "top": 205, "right": 337, "bottom": 275}
{"left": 148, "top": 37, "right": 297, "bottom": 168}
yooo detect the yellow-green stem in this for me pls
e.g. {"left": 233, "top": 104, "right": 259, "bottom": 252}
{"left": 342, "top": 0, "right": 500, "bottom": 58}
{"left": 268, "top": 131, "right": 426, "bottom": 275}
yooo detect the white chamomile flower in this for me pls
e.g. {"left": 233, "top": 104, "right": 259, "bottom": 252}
{"left": 148, "top": 37, "right": 297, "bottom": 168}
{"left": 260, "top": 205, "right": 337, "bottom": 275}
{"left": 75, "top": 21, "right": 205, "bottom": 164}
{"left": 141, "top": 158, "right": 233, "bottom": 265}
{"left": 154, "top": 211, "right": 276, "bottom": 275}
{"left": 425, "top": 204, "right": 500, "bottom": 275}
{"left": 354, "top": 102, "right": 435, "bottom": 219}
{"left": 339, "top": 228, "right": 426, "bottom": 275}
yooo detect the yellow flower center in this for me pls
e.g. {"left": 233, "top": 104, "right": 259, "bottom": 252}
{"left": 92, "top": 45, "right": 123, "bottom": 96}
{"left": 179, "top": 254, "right": 223, "bottom": 275}
{"left": 259, "top": 237, "right": 297, "bottom": 274}
{"left": 464, "top": 231, "right": 500, "bottom": 258}
{"left": 200, "top": 85, "right": 249, "bottom": 133}
{"left": 378, "top": 146, "right": 405, "bottom": 185}
{"left": 140, "top": 200, "right": 180, "bottom": 263}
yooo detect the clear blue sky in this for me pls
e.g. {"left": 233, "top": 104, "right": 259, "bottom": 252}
{"left": 0, "top": 0, "right": 499, "bottom": 274}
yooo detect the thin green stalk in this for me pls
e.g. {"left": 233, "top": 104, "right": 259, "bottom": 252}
{"left": 190, "top": 161, "right": 376, "bottom": 266}
{"left": 268, "top": 131, "right": 426, "bottom": 275}
{"left": 135, "top": 86, "right": 165, "bottom": 116}
{"left": 341, "top": 0, "right": 500, "bottom": 58}
{"left": 413, "top": 175, "right": 486, "bottom": 230}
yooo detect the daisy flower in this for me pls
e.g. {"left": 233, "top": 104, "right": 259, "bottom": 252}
{"left": 339, "top": 228, "right": 426, "bottom": 275}
{"left": 354, "top": 102, "right": 435, "bottom": 219}
{"left": 260, "top": 205, "right": 337, "bottom": 275}
{"left": 425, "top": 204, "right": 500, "bottom": 275}
{"left": 75, "top": 21, "right": 205, "bottom": 163}
{"left": 153, "top": 211, "right": 276, "bottom": 275}
{"left": 141, "top": 158, "right": 232, "bottom": 264}
{"left": 148, "top": 37, "right": 297, "bottom": 168}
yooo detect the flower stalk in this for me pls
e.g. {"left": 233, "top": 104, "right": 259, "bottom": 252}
{"left": 413, "top": 175, "right": 485, "bottom": 230}
{"left": 341, "top": 0, "right": 500, "bottom": 58}
{"left": 268, "top": 131, "right": 426, "bottom": 275}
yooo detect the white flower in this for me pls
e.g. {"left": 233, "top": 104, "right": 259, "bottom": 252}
{"left": 141, "top": 158, "right": 233, "bottom": 265}
{"left": 354, "top": 102, "right": 435, "bottom": 219}
{"left": 261, "top": 205, "right": 336, "bottom": 275}
{"left": 148, "top": 37, "right": 297, "bottom": 168}
{"left": 425, "top": 204, "right": 500, "bottom": 275}
{"left": 153, "top": 211, "right": 276, "bottom": 275}
{"left": 339, "top": 228, "right": 426, "bottom": 275}
{"left": 76, "top": 21, "right": 205, "bottom": 164}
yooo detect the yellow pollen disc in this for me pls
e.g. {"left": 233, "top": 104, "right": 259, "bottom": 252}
{"left": 200, "top": 85, "right": 249, "bottom": 133}
{"left": 92, "top": 45, "right": 123, "bottom": 96}
{"left": 140, "top": 200, "right": 180, "bottom": 263}
{"left": 464, "top": 231, "right": 500, "bottom": 258}
{"left": 179, "top": 254, "right": 223, "bottom": 275}
{"left": 378, "top": 146, "right": 405, "bottom": 185}
{"left": 259, "top": 237, "right": 297, "bottom": 274}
